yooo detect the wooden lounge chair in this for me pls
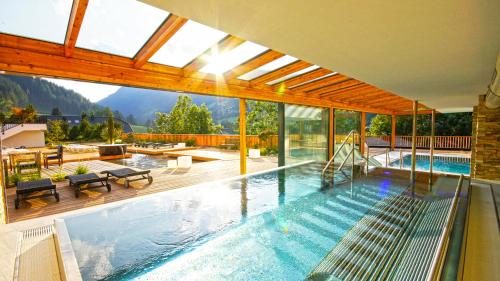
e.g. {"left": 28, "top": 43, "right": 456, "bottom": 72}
{"left": 43, "top": 145, "right": 63, "bottom": 168}
{"left": 66, "top": 173, "right": 111, "bottom": 198}
{"left": 15, "top": 178, "right": 59, "bottom": 209}
{"left": 101, "top": 168, "right": 153, "bottom": 188}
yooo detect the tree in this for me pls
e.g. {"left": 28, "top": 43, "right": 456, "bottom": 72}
{"left": 46, "top": 120, "right": 65, "bottom": 143}
{"left": 154, "top": 95, "right": 223, "bottom": 134}
{"left": 126, "top": 114, "right": 137, "bottom": 125}
{"left": 21, "top": 104, "right": 37, "bottom": 123}
{"left": 368, "top": 115, "right": 392, "bottom": 136}
{"left": 101, "top": 111, "right": 123, "bottom": 143}
{"left": 51, "top": 107, "right": 62, "bottom": 116}
{"left": 79, "top": 113, "right": 92, "bottom": 139}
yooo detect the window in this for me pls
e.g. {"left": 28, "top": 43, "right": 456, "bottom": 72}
{"left": 237, "top": 55, "right": 298, "bottom": 81}
{"left": 149, "top": 20, "right": 227, "bottom": 67}
{"left": 76, "top": 0, "right": 169, "bottom": 57}
{"left": 0, "top": 0, "right": 73, "bottom": 43}
{"left": 200, "top": 41, "right": 268, "bottom": 74}
{"left": 265, "top": 65, "right": 320, "bottom": 85}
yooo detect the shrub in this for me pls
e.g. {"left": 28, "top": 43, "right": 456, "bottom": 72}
{"left": 185, "top": 138, "right": 196, "bottom": 147}
{"left": 75, "top": 164, "right": 89, "bottom": 175}
{"left": 10, "top": 173, "right": 22, "bottom": 186}
{"left": 51, "top": 168, "right": 67, "bottom": 182}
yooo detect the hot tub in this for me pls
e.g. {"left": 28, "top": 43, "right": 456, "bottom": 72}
{"left": 97, "top": 144, "right": 128, "bottom": 156}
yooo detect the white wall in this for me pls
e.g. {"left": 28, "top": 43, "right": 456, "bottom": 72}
{"left": 2, "top": 130, "right": 45, "bottom": 148}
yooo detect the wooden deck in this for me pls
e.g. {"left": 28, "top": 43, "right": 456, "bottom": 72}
{"left": 5, "top": 157, "right": 278, "bottom": 223}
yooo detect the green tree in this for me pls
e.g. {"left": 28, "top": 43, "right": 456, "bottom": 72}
{"left": 51, "top": 107, "right": 62, "bottom": 116}
{"left": 368, "top": 115, "right": 392, "bottom": 136}
{"left": 154, "top": 95, "right": 222, "bottom": 134}
{"left": 21, "top": 104, "right": 37, "bottom": 123}
{"left": 68, "top": 126, "right": 80, "bottom": 140}
{"left": 79, "top": 113, "right": 92, "bottom": 139}
{"left": 46, "top": 120, "right": 65, "bottom": 143}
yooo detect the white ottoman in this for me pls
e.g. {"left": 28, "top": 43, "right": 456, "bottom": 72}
{"left": 249, "top": 148, "right": 261, "bottom": 159}
{"left": 174, "top": 143, "right": 186, "bottom": 149}
{"left": 167, "top": 160, "right": 177, "bottom": 169}
{"left": 177, "top": 156, "right": 192, "bottom": 168}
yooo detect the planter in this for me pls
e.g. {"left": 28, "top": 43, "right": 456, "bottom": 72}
{"left": 97, "top": 144, "right": 128, "bottom": 156}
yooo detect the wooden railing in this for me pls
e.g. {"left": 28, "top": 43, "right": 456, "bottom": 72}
{"left": 125, "top": 133, "right": 471, "bottom": 150}
{"left": 126, "top": 133, "right": 278, "bottom": 148}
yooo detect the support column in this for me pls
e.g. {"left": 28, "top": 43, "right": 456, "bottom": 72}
{"left": 329, "top": 107, "right": 334, "bottom": 159}
{"left": 360, "top": 112, "right": 366, "bottom": 156}
{"left": 429, "top": 109, "right": 436, "bottom": 187}
{"left": 411, "top": 100, "right": 418, "bottom": 191}
{"left": 391, "top": 114, "right": 396, "bottom": 150}
{"left": 278, "top": 103, "right": 285, "bottom": 167}
{"left": 239, "top": 99, "right": 247, "bottom": 175}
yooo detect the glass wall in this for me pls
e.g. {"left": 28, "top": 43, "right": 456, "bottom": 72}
{"left": 334, "top": 109, "right": 361, "bottom": 145}
{"left": 284, "top": 104, "right": 329, "bottom": 164}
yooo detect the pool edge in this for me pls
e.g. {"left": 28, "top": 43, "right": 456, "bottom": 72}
{"left": 54, "top": 218, "right": 83, "bottom": 281}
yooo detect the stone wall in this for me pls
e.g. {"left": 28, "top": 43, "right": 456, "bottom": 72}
{"left": 471, "top": 95, "right": 500, "bottom": 181}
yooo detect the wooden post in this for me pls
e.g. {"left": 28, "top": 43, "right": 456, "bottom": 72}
{"left": 360, "top": 112, "right": 366, "bottom": 155}
{"left": 278, "top": 103, "right": 285, "bottom": 167}
{"left": 391, "top": 114, "right": 396, "bottom": 151}
{"left": 329, "top": 107, "right": 334, "bottom": 159}
{"left": 239, "top": 99, "right": 247, "bottom": 175}
{"left": 411, "top": 100, "right": 418, "bottom": 191}
{"left": 429, "top": 109, "right": 436, "bottom": 187}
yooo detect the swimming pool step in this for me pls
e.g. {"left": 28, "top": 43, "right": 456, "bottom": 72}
{"left": 305, "top": 194, "right": 431, "bottom": 281}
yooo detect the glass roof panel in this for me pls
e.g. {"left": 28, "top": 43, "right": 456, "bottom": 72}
{"left": 149, "top": 20, "right": 227, "bottom": 68}
{"left": 237, "top": 55, "right": 298, "bottom": 81}
{"left": 289, "top": 72, "right": 338, "bottom": 88}
{"left": 200, "top": 41, "right": 268, "bottom": 74}
{"left": 76, "top": 0, "right": 169, "bottom": 57}
{"left": 265, "top": 65, "right": 320, "bottom": 85}
{"left": 0, "top": 0, "right": 73, "bottom": 43}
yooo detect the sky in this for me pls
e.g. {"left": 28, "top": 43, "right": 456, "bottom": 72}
{"left": 43, "top": 78, "right": 121, "bottom": 102}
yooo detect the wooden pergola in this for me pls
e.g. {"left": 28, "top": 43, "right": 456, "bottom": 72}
{"left": 0, "top": 1, "right": 430, "bottom": 175}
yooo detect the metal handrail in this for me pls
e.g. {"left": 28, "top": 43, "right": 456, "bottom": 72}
{"left": 322, "top": 129, "right": 357, "bottom": 176}
{"left": 426, "top": 174, "right": 465, "bottom": 281}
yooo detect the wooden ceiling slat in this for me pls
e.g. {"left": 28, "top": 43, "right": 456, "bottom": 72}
{"left": 64, "top": 0, "right": 89, "bottom": 57}
{"left": 335, "top": 90, "right": 389, "bottom": 102}
{"left": 272, "top": 68, "right": 333, "bottom": 90}
{"left": 224, "top": 50, "right": 284, "bottom": 80}
{"left": 183, "top": 35, "right": 245, "bottom": 75}
{"left": 312, "top": 79, "right": 363, "bottom": 96}
{"left": 250, "top": 60, "right": 313, "bottom": 86}
{"left": 133, "top": 15, "right": 187, "bottom": 68}
{"left": 324, "top": 86, "right": 378, "bottom": 100}
{"left": 290, "top": 73, "right": 350, "bottom": 92}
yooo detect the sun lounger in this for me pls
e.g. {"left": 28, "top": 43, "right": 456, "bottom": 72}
{"left": 15, "top": 178, "right": 59, "bottom": 209}
{"left": 101, "top": 168, "right": 153, "bottom": 188}
{"left": 66, "top": 173, "right": 111, "bottom": 198}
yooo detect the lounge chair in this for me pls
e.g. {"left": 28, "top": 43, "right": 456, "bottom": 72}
{"left": 43, "top": 145, "right": 63, "bottom": 168}
{"left": 66, "top": 173, "right": 111, "bottom": 198}
{"left": 101, "top": 168, "right": 153, "bottom": 188}
{"left": 15, "top": 178, "right": 59, "bottom": 209}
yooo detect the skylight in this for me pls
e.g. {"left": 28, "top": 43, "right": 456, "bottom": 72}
{"left": 0, "top": 0, "right": 73, "bottom": 43}
{"left": 76, "top": 0, "right": 169, "bottom": 58}
{"left": 237, "top": 55, "right": 298, "bottom": 81}
{"left": 149, "top": 20, "right": 227, "bottom": 68}
{"left": 199, "top": 41, "right": 268, "bottom": 74}
{"left": 266, "top": 65, "right": 320, "bottom": 85}
{"left": 289, "top": 72, "right": 338, "bottom": 89}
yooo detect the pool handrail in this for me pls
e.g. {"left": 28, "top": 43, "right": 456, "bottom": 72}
{"left": 322, "top": 129, "right": 357, "bottom": 177}
{"left": 426, "top": 174, "right": 465, "bottom": 281}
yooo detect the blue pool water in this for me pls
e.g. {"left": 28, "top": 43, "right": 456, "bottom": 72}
{"left": 390, "top": 154, "right": 470, "bottom": 175}
{"left": 64, "top": 163, "right": 408, "bottom": 281}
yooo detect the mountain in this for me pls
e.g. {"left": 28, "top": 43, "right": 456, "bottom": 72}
{"left": 0, "top": 74, "right": 101, "bottom": 115}
{"left": 98, "top": 87, "right": 239, "bottom": 124}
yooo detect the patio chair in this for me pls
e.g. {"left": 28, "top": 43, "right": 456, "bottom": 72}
{"left": 43, "top": 145, "right": 63, "bottom": 168}
{"left": 15, "top": 178, "right": 59, "bottom": 209}
{"left": 66, "top": 173, "right": 111, "bottom": 198}
{"left": 101, "top": 168, "right": 153, "bottom": 188}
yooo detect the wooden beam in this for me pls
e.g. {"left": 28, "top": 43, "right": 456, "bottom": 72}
{"left": 291, "top": 73, "right": 349, "bottom": 92}
{"left": 225, "top": 50, "right": 284, "bottom": 80}
{"left": 322, "top": 84, "right": 373, "bottom": 97}
{"left": 133, "top": 15, "right": 187, "bottom": 68}
{"left": 64, "top": 0, "right": 89, "bottom": 57}
{"left": 250, "top": 60, "right": 312, "bottom": 86}
{"left": 183, "top": 35, "right": 245, "bottom": 75}
{"left": 411, "top": 100, "right": 418, "bottom": 190}
{"left": 274, "top": 68, "right": 333, "bottom": 91}
{"left": 313, "top": 79, "right": 362, "bottom": 96}
{"left": 240, "top": 99, "right": 247, "bottom": 174}
{"left": 429, "top": 109, "right": 435, "bottom": 186}
{"left": 391, "top": 114, "right": 396, "bottom": 150}
{"left": 330, "top": 89, "right": 385, "bottom": 101}
{"left": 344, "top": 92, "right": 400, "bottom": 104}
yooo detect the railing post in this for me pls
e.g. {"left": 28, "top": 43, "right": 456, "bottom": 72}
{"left": 429, "top": 109, "right": 435, "bottom": 188}
{"left": 239, "top": 99, "right": 247, "bottom": 175}
{"left": 360, "top": 112, "right": 366, "bottom": 155}
{"left": 391, "top": 114, "right": 396, "bottom": 150}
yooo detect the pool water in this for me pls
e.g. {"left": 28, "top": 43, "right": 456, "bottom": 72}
{"left": 106, "top": 153, "right": 198, "bottom": 169}
{"left": 390, "top": 154, "right": 470, "bottom": 175}
{"left": 64, "top": 163, "right": 410, "bottom": 281}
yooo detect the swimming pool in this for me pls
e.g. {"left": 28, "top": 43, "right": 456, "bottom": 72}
{"left": 62, "top": 162, "right": 453, "bottom": 281}
{"left": 106, "top": 153, "right": 199, "bottom": 169}
{"left": 390, "top": 154, "right": 470, "bottom": 175}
